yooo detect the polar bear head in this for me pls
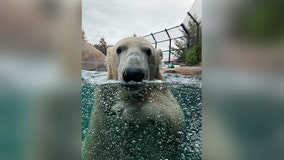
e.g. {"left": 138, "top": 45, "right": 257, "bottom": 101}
{"left": 106, "top": 37, "right": 164, "bottom": 82}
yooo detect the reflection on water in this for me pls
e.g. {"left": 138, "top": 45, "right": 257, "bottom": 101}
{"left": 81, "top": 71, "right": 202, "bottom": 159}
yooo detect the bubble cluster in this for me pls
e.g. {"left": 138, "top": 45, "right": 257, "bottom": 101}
{"left": 82, "top": 71, "right": 202, "bottom": 159}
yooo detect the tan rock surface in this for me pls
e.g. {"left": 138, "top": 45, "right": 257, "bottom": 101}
{"left": 82, "top": 42, "right": 107, "bottom": 71}
{"left": 161, "top": 66, "right": 202, "bottom": 76}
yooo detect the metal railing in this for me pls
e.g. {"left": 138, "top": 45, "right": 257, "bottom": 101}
{"left": 143, "top": 0, "right": 201, "bottom": 64}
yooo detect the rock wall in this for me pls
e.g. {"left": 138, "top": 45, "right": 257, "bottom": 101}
{"left": 82, "top": 42, "right": 107, "bottom": 71}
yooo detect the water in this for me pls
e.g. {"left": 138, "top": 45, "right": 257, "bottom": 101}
{"left": 81, "top": 70, "right": 202, "bottom": 159}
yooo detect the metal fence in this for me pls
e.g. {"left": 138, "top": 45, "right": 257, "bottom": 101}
{"left": 142, "top": 0, "right": 201, "bottom": 64}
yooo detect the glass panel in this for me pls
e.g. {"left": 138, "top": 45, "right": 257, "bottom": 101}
{"left": 82, "top": 70, "right": 202, "bottom": 159}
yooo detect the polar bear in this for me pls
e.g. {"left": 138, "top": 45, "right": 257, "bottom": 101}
{"left": 83, "top": 37, "right": 185, "bottom": 159}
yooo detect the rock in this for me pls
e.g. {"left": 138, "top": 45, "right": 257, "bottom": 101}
{"left": 162, "top": 69, "right": 177, "bottom": 74}
{"left": 82, "top": 42, "right": 107, "bottom": 71}
{"left": 161, "top": 67, "right": 202, "bottom": 76}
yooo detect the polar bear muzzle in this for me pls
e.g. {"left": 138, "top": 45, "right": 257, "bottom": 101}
{"left": 123, "top": 68, "right": 145, "bottom": 82}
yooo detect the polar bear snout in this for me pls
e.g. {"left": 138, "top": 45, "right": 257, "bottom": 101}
{"left": 123, "top": 68, "right": 145, "bottom": 82}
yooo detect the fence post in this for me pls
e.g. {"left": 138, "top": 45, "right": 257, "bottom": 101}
{"left": 187, "top": 12, "right": 200, "bottom": 44}
{"left": 150, "top": 33, "right": 157, "bottom": 49}
{"left": 181, "top": 23, "right": 190, "bottom": 50}
{"left": 164, "top": 29, "right": 172, "bottom": 66}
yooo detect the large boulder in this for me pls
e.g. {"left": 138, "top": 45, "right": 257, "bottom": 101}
{"left": 82, "top": 42, "right": 107, "bottom": 71}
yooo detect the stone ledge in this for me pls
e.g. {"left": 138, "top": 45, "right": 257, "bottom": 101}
{"left": 161, "top": 66, "right": 202, "bottom": 76}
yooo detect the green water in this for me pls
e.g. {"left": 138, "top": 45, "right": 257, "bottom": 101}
{"left": 81, "top": 81, "right": 201, "bottom": 159}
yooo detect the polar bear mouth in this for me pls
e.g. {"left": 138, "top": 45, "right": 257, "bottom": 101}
{"left": 121, "top": 83, "right": 144, "bottom": 92}
{"left": 119, "top": 67, "right": 148, "bottom": 93}
{"left": 123, "top": 82, "right": 143, "bottom": 91}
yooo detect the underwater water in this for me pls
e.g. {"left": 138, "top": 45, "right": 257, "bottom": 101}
{"left": 81, "top": 71, "right": 202, "bottom": 160}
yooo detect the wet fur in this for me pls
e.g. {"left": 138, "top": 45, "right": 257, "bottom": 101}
{"left": 83, "top": 37, "right": 185, "bottom": 159}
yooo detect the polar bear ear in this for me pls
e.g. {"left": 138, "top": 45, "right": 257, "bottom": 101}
{"left": 106, "top": 47, "right": 114, "bottom": 80}
{"left": 156, "top": 49, "right": 163, "bottom": 62}
{"left": 154, "top": 49, "right": 165, "bottom": 80}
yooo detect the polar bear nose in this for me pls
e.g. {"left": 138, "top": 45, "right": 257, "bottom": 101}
{"left": 123, "top": 68, "right": 145, "bottom": 82}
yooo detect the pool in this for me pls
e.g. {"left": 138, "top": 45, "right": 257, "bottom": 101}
{"left": 81, "top": 70, "right": 202, "bottom": 159}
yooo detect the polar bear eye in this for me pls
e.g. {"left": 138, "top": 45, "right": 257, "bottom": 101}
{"left": 116, "top": 45, "right": 127, "bottom": 55}
{"left": 143, "top": 47, "right": 152, "bottom": 56}
{"left": 116, "top": 47, "right": 122, "bottom": 54}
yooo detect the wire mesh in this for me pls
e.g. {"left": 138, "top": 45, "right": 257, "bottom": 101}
{"left": 143, "top": 0, "right": 201, "bottom": 64}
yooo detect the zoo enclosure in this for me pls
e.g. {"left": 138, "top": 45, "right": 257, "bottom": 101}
{"left": 142, "top": 0, "right": 201, "bottom": 64}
